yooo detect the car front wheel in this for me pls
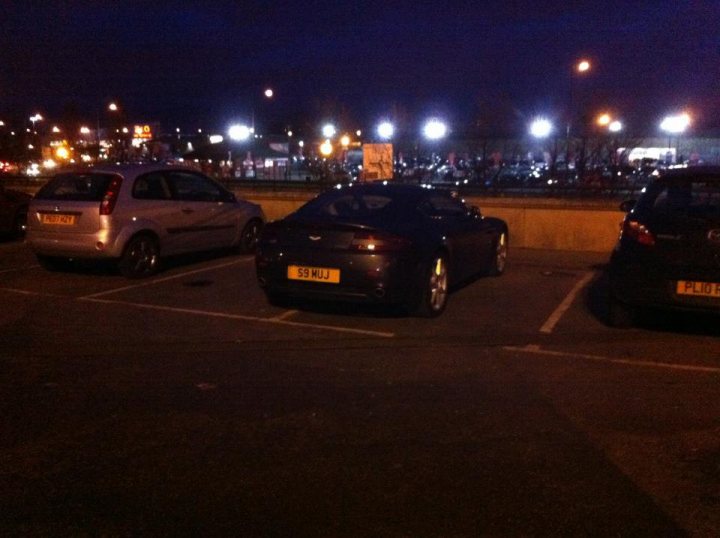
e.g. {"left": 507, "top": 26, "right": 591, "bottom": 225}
{"left": 487, "top": 231, "right": 508, "bottom": 276}
{"left": 238, "top": 218, "right": 263, "bottom": 254}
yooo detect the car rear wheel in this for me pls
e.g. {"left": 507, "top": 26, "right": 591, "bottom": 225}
{"left": 119, "top": 234, "right": 160, "bottom": 279}
{"left": 238, "top": 219, "right": 263, "bottom": 254}
{"left": 412, "top": 253, "right": 449, "bottom": 317}
{"left": 487, "top": 231, "right": 508, "bottom": 276}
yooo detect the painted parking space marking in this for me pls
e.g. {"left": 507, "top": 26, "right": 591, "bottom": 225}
{"left": 80, "top": 257, "right": 253, "bottom": 299}
{"left": 539, "top": 271, "right": 595, "bottom": 334}
{"left": 82, "top": 297, "right": 395, "bottom": 338}
{"left": 270, "top": 310, "right": 299, "bottom": 321}
{"left": 504, "top": 344, "right": 720, "bottom": 374}
{"left": 0, "top": 264, "right": 40, "bottom": 274}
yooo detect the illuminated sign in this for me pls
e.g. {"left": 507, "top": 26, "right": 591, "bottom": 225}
{"left": 363, "top": 143, "right": 393, "bottom": 180}
{"left": 133, "top": 125, "right": 153, "bottom": 140}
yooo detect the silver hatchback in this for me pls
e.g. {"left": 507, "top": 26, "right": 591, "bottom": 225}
{"left": 26, "top": 164, "right": 265, "bottom": 278}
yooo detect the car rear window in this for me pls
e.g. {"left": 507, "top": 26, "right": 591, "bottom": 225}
{"left": 641, "top": 178, "right": 720, "bottom": 218}
{"left": 35, "top": 173, "right": 118, "bottom": 202}
{"left": 296, "top": 190, "right": 396, "bottom": 220}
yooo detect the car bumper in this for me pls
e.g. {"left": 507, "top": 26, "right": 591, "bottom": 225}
{"left": 609, "top": 254, "right": 720, "bottom": 315}
{"left": 26, "top": 229, "right": 124, "bottom": 259}
{"left": 256, "top": 248, "right": 419, "bottom": 305}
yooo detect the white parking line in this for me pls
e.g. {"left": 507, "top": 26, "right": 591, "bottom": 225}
{"left": 0, "top": 264, "right": 40, "bottom": 274}
{"left": 82, "top": 297, "right": 395, "bottom": 338}
{"left": 80, "top": 257, "right": 253, "bottom": 299}
{"left": 539, "top": 271, "right": 595, "bottom": 334}
{"left": 504, "top": 344, "right": 720, "bottom": 374}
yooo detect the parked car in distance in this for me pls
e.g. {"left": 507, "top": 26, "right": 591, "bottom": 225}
{"left": 0, "top": 184, "right": 30, "bottom": 238}
{"left": 607, "top": 166, "right": 720, "bottom": 326}
{"left": 26, "top": 164, "right": 264, "bottom": 278}
{"left": 256, "top": 183, "right": 508, "bottom": 317}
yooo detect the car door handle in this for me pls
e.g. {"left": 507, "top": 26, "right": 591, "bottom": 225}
{"left": 181, "top": 208, "right": 194, "bottom": 214}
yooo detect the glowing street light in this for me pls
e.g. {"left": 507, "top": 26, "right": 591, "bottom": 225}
{"left": 423, "top": 119, "right": 447, "bottom": 140}
{"left": 576, "top": 59, "right": 591, "bottom": 73}
{"left": 264, "top": 88, "right": 274, "bottom": 99}
{"left": 660, "top": 113, "right": 691, "bottom": 134}
{"left": 108, "top": 102, "right": 119, "bottom": 112}
{"left": 322, "top": 123, "right": 336, "bottom": 139}
{"left": 530, "top": 118, "right": 553, "bottom": 139}
{"left": 596, "top": 113, "right": 611, "bottom": 127}
{"left": 228, "top": 124, "right": 251, "bottom": 141}
{"left": 80, "top": 126, "right": 91, "bottom": 135}
{"left": 340, "top": 134, "right": 351, "bottom": 147}
{"left": 608, "top": 120, "right": 623, "bottom": 133}
{"left": 376, "top": 121, "right": 394, "bottom": 140}
{"left": 319, "top": 139, "right": 333, "bottom": 157}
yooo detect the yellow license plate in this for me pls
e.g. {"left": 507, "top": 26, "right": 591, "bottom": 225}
{"left": 676, "top": 280, "right": 720, "bottom": 298}
{"left": 288, "top": 265, "right": 340, "bottom": 284}
{"left": 40, "top": 213, "right": 77, "bottom": 225}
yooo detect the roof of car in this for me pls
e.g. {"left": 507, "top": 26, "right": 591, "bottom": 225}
{"left": 660, "top": 166, "right": 720, "bottom": 180}
{"left": 61, "top": 162, "right": 195, "bottom": 178}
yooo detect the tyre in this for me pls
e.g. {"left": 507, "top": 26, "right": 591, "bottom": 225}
{"left": 237, "top": 219, "right": 263, "bottom": 254}
{"left": 412, "top": 252, "right": 449, "bottom": 318}
{"left": 118, "top": 234, "right": 160, "bottom": 279}
{"left": 487, "top": 231, "right": 508, "bottom": 276}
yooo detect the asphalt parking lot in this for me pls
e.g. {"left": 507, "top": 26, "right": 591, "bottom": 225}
{"left": 1, "top": 238, "right": 719, "bottom": 535}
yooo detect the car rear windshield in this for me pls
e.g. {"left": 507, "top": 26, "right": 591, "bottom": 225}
{"left": 35, "top": 173, "right": 118, "bottom": 202}
{"left": 640, "top": 177, "right": 720, "bottom": 218}
{"left": 295, "top": 190, "right": 397, "bottom": 221}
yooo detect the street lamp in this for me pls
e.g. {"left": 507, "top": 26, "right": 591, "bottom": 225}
{"left": 660, "top": 113, "right": 690, "bottom": 164}
{"left": 423, "top": 119, "right": 447, "bottom": 140}
{"left": 530, "top": 118, "right": 553, "bottom": 139}
{"left": 322, "top": 123, "right": 336, "bottom": 139}
{"left": 228, "top": 124, "right": 252, "bottom": 142}
{"left": 377, "top": 121, "right": 394, "bottom": 140}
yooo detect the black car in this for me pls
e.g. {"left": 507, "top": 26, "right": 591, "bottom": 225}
{"left": 607, "top": 166, "right": 720, "bottom": 326}
{"left": 0, "top": 184, "right": 30, "bottom": 238}
{"left": 256, "top": 183, "right": 508, "bottom": 317}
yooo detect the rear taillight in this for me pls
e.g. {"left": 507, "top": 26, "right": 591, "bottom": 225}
{"left": 349, "top": 231, "right": 410, "bottom": 252}
{"left": 622, "top": 219, "right": 655, "bottom": 246}
{"left": 99, "top": 176, "right": 123, "bottom": 215}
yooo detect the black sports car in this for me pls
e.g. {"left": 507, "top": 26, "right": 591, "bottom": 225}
{"left": 608, "top": 166, "right": 720, "bottom": 326}
{"left": 256, "top": 183, "right": 508, "bottom": 317}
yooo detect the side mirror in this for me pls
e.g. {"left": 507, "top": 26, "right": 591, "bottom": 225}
{"left": 619, "top": 199, "right": 636, "bottom": 213}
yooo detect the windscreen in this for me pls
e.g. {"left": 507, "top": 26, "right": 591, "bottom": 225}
{"left": 34, "top": 173, "right": 117, "bottom": 202}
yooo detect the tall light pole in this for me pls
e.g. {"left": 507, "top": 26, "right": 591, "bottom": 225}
{"left": 660, "top": 113, "right": 690, "bottom": 163}
{"left": 567, "top": 58, "right": 592, "bottom": 181}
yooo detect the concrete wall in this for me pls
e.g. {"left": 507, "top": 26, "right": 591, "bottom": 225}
{"left": 236, "top": 190, "right": 625, "bottom": 253}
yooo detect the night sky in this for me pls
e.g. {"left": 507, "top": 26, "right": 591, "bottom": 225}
{"left": 2, "top": 1, "right": 719, "bottom": 136}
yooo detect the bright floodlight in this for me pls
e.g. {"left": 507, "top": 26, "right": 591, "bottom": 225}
{"left": 377, "top": 121, "right": 394, "bottom": 140}
{"left": 660, "top": 113, "right": 691, "bottom": 134}
{"left": 530, "top": 118, "right": 553, "bottom": 138}
{"left": 228, "top": 124, "right": 251, "bottom": 141}
{"left": 608, "top": 120, "right": 623, "bottom": 133}
{"left": 322, "top": 123, "right": 336, "bottom": 138}
{"left": 209, "top": 135, "right": 224, "bottom": 144}
{"left": 108, "top": 102, "right": 119, "bottom": 112}
{"left": 320, "top": 139, "right": 333, "bottom": 156}
{"left": 264, "top": 88, "right": 274, "bottom": 98}
{"left": 423, "top": 119, "right": 447, "bottom": 140}
{"left": 576, "top": 59, "right": 591, "bottom": 73}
